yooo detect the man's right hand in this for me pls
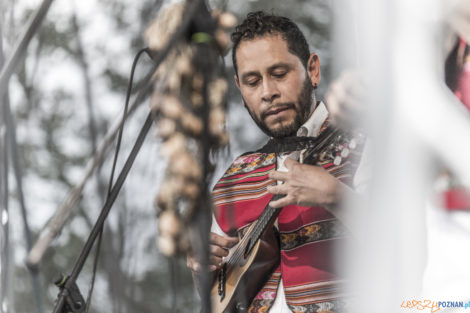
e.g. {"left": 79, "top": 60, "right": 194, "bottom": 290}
{"left": 187, "top": 232, "right": 239, "bottom": 272}
{"left": 325, "top": 69, "right": 365, "bottom": 130}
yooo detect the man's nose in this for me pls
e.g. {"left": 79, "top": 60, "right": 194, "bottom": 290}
{"left": 261, "top": 79, "right": 280, "bottom": 103}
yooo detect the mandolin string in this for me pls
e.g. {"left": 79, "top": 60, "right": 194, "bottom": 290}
{"left": 226, "top": 222, "right": 258, "bottom": 266}
{"left": 226, "top": 135, "right": 331, "bottom": 267}
{"left": 225, "top": 128, "right": 344, "bottom": 267}
{"left": 226, "top": 227, "right": 250, "bottom": 266}
{"left": 225, "top": 183, "right": 278, "bottom": 266}
{"left": 227, "top": 219, "right": 262, "bottom": 266}
{"left": 227, "top": 196, "right": 269, "bottom": 265}
{"left": 228, "top": 198, "right": 283, "bottom": 266}
{"left": 226, "top": 206, "right": 272, "bottom": 266}
{"left": 226, "top": 138, "right": 327, "bottom": 267}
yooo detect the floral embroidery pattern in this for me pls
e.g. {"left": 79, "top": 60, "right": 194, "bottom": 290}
{"left": 224, "top": 153, "right": 275, "bottom": 177}
{"left": 280, "top": 219, "right": 348, "bottom": 251}
{"left": 248, "top": 270, "right": 281, "bottom": 313}
{"left": 288, "top": 299, "right": 349, "bottom": 313}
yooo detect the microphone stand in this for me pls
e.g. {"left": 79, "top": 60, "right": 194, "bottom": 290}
{"left": 51, "top": 1, "right": 214, "bottom": 312}
{"left": 51, "top": 112, "right": 153, "bottom": 313}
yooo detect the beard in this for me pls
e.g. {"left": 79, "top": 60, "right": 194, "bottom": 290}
{"left": 244, "top": 76, "right": 314, "bottom": 138}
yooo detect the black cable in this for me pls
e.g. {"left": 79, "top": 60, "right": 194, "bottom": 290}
{"left": 84, "top": 47, "right": 150, "bottom": 313}
{"left": 52, "top": 1, "right": 203, "bottom": 311}
{"left": 52, "top": 112, "right": 154, "bottom": 313}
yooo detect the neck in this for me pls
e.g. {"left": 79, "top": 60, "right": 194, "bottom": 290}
{"left": 302, "top": 96, "right": 318, "bottom": 125}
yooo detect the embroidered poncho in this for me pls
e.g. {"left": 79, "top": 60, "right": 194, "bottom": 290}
{"left": 212, "top": 126, "right": 363, "bottom": 313}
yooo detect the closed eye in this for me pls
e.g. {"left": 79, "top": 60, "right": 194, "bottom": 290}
{"left": 245, "top": 79, "right": 260, "bottom": 87}
{"left": 272, "top": 72, "right": 287, "bottom": 79}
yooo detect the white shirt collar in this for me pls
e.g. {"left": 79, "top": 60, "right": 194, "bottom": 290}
{"left": 296, "top": 101, "right": 328, "bottom": 137}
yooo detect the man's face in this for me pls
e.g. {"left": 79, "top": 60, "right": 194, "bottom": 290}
{"left": 235, "top": 34, "right": 319, "bottom": 138}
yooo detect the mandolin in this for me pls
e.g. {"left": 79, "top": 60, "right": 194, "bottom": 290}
{"left": 210, "top": 126, "right": 362, "bottom": 313}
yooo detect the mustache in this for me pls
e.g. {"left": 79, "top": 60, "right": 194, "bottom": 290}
{"left": 261, "top": 103, "right": 295, "bottom": 120}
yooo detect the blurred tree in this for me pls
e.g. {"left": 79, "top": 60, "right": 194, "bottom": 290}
{"left": 2, "top": 1, "right": 332, "bottom": 313}
{"left": 1, "top": 12, "right": 13, "bottom": 313}
{"left": 210, "top": 0, "right": 333, "bottom": 172}
{"left": 3, "top": 0, "right": 198, "bottom": 312}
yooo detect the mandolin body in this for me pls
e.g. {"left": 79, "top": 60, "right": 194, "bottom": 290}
{"left": 210, "top": 224, "right": 280, "bottom": 313}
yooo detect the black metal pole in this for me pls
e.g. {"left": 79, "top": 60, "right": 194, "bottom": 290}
{"left": 51, "top": 112, "right": 154, "bottom": 313}
{"left": 50, "top": 1, "right": 210, "bottom": 312}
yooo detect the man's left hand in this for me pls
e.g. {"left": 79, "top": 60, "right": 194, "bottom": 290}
{"left": 267, "top": 158, "right": 340, "bottom": 209}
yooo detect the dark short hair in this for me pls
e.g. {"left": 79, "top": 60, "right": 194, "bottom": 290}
{"left": 231, "top": 11, "right": 310, "bottom": 75}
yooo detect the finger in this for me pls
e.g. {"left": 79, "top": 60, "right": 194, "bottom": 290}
{"left": 210, "top": 255, "right": 223, "bottom": 268}
{"left": 187, "top": 257, "right": 201, "bottom": 272}
{"left": 325, "top": 94, "right": 340, "bottom": 125}
{"left": 283, "top": 157, "right": 299, "bottom": 170}
{"left": 268, "top": 170, "right": 289, "bottom": 181}
{"left": 210, "top": 233, "right": 239, "bottom": 248}
{"left": 210, "top": 244, "right": 229, "bottom": 258}
{"left": 328, "top": 79, "right": 347, "bottom": 108}
{"left": 188, "top": 258, "right": 217, "bottom": 273}
{"left": 270, "top": 195, "right": 293, "bottom": 209}
{"left": 266, "top": 184, "right": 287, "bottom": 195}
{"left": 325, "top": 90, "right": 339, "bottom": 111}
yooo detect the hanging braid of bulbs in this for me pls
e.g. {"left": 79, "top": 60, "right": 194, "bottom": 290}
{"left": 144, "top": 2, "right": 236, "bottom": 257}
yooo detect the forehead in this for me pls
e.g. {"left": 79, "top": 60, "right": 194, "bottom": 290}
{"left": 235, "top": 34, "right": 303, "bottom": 74}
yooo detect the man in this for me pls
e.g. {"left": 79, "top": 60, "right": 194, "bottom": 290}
{"left": 188, "top": 11, "right": 367, "bottom": 312}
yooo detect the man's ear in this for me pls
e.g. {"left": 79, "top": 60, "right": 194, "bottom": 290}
{"left": 307, "top": 53, "right": 321, "bottom": 87}
{"left": 234, "top": 74, "right": 240, "bottom": 89}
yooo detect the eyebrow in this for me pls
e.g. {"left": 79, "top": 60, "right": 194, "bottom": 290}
{"left": 267, "top": 63, "right": 291, "bottom": 73}
{"left": 240, "top": 63, "right": 291, "bottom": 83}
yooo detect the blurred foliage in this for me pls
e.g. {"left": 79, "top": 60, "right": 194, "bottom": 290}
{"left": 212, "top": 0, "right": 333, "bottom": 155}
{"left": 1, "top": 1, "right": 332, "bottom": 313}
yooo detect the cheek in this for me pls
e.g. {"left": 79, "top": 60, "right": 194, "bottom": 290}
{"left": 240, "top": 87, "right": 258, "bottom": 101}
{"left": 280, "top": 78, "right": 305, "bottom": 100}
{"left": 241, "top": 90, "right": 262, "bottom": 115}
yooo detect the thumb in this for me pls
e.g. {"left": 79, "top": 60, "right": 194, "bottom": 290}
{"left": 284, "top": 157, "right": 298, "bottom": 170}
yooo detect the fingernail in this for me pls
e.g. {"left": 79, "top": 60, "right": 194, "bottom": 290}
{"left": 209, "top": 265, "right": 217, "bottom": 272}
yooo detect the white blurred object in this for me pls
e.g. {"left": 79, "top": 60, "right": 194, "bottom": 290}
{"left": 446, "top": 0, "right": 470, "bottom": 43}
{"left": 422, "top": 201, "right": 470, "bottom": 299}
{"left": 332, "top": 0, "right": 470, "bottom": 312}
